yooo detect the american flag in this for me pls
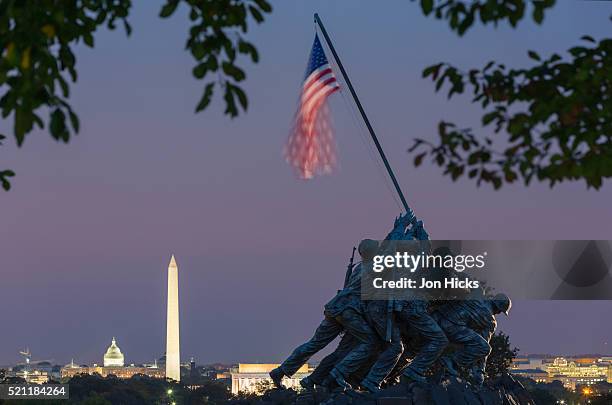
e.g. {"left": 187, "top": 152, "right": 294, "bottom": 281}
{"left": 285, "top": 34, "right": 340, "bottom": 179}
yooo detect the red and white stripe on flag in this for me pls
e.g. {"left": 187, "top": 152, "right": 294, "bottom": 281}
{"left": 285, "top": 35, "right": 340, "bottom": 179}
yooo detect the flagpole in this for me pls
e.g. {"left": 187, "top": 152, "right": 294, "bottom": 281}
{"left": 314, "top": 13, "right": 411, "bottom": 215}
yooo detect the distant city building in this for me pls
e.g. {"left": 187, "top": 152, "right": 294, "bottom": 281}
{"left": 545, "top": 357, "right": 611, "bottom": 390}
{"left": 510, "top": 368, "right": 548, "bottom": 383}
{"left": 5, "top": 351, "right": 59, "bottom": 384}
{"left": 13, "top": 370, "right": 49, "bottom": 384}
{"left": 103, "top": 338, "right": 125, "bottom": 367}
{"left": 510, "top": 357, "right": 549, "bottom": 383}
{"left": 61, "top": 338, "right": 164, "bottom": 380}
{"left": 511, "top": 357, "right": 548, "bottom": 370}
{"left": 230, "top": 363, "right": 310, "bottom": 395}
{"left": 510, "top": 356, "right": 612, "bottom": 390}
{"left": 61, "top": 360, "right": 164, "bottom": 380}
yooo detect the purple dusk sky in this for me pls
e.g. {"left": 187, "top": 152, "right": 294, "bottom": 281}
{"left": 1, "top": 1, "right": 611, "bottom": 366}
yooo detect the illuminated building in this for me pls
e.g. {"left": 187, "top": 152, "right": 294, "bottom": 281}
{"left": 511, "top": 357, "right": 548, "bottom": 370}
{"left": 61, "top": 338, "right": 165, "bottom": 380}
{"left": 13, "top": 370, "right": 49, "bottom": 384}
{"left": 571, "top": 357, "right": 599, "bottom": 365}
{"left": 510, "top": 368, "right": 548, "bottom": 383}
{"left": 166, "top": 255, "right": 181, "bottom": 382}
{"left": 546, "top": 357, "right": 608, "bottom": 390}
{"left": 61, "top": 361, "right": 165, "bottom": 379}
{"left": 230, "top": 363, "right": 310, "bottom": 395}
{"left": 103, "top": 338, "right": 125, "bottom": 367}
{"left": 511, "top": 357, "right": 530, "bottom": 369}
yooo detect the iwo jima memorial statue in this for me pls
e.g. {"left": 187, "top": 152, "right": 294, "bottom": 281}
{"left": 254, "top": 14, "right": 536, "bottom": 405}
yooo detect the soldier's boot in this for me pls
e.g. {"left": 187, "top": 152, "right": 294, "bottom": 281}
{"left": 269, "top": 367, "right": 285, "bottom": 389}
{"left": 439, "top": 356, "right": 459, "bottom": 377}
{"left": 360, "top": 379, "right": 380, "bottom": 393}
{"left": 400, "top": 367, "right": 427, "bottom": 385}
{"left": 330, "top": 368, "right": 352, "bottom": 391}
{"left": 299, "top": 376, "right": 315, "bottom": 390}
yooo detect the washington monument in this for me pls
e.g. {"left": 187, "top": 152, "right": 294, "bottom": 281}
{"left": 166, "top": 254, "right": 180, "bottom": 381}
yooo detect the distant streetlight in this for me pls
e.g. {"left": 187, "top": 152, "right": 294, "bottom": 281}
{"left": 167, "top": 389, "right": 173, "bottom": 395}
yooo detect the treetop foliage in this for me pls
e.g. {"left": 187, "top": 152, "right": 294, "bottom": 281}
{"left": 410, "top": 0, "right": 611, "bottom": 190}
{"left": 1, "top": 0, "right": 610, "bottom": 191}
{"left": 0, "top": 0, "right": 271, "bottom": 191}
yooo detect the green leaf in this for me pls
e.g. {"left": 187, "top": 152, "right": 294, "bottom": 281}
{"left": 84, "top": 33, "right": 94, "bottom": 47}
{"left": 191, "top": 43, "right": 205, "bottom": 60}
{"left": 581, "top": 35, "right": 595, "bottom": 43}
{"left": 451, "top": 165, "right": 464, "bottom": 180}
{"left": 224, "top": 87, "right": 238, "bottom": 118}
{"left": 533, "top": 6, "right": 544, "bottom": 24}
{"left": 123, "top": 20, "right": 132, "bottom": 36}
{"left": 568, "top": 46, "right": 587, "bottom": 57}
{"left": 504, "top": 170, "right": 517, "bottom": 182}
{"left": 160, "top": 0, "right": 179, "bottom": 18}
{"left": 414, "top": 152, "right": 426, "bottom": 167}
{"left": 421, "top": 0, "right": 433, "bottom": 15}
{"left": 249, "top": 6, "right": 264, "bottom": 23}
{"left": 195, "top": 83, "right": 215, "bottom": 113}
{"left": 193, "top": 62, "right": 209, "bottom": 79}
{"left": 50, "top": 109, "right": 69, "bottom": 142}
{"left": 0, "top": 170, "right": 16, "bottom": 191}
{"left": 233, "top": 85, "right": 248, "bottom": 110}
{"left": 457, "top": 14, "right": 474, "bottom": 36}
{"left": 527, "top": 50, "right": 541, "bottom": 61}
{"left": 422, "top": 63, "right": 441, "bottom": 79}
{"left": 15, "top": 109, "right": 33, "bottom": 146}
{"left": 68, "top": 110, "right": 80, "bottom": 133}
{"left": 238, "top": 40, "right": 259, "bottom": 63}
{"left": 482, "top": 111, "right": 497, "bottom": 126}
{"left": 253, "top": 0, "right": 272, "bottom": 13}
{"left": 222, "top": 62, "right": 246, "bottom": 81}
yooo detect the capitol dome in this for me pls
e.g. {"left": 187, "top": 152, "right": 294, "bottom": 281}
{"left": 103, "top": 338, "right": 125, "bottom": 367}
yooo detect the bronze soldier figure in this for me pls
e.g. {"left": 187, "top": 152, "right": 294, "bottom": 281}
{"left": 269, "top": 238, "right": 379, "bottom": 389}
{"left": 434, "top": 292, "right": 512, "bottom": 386}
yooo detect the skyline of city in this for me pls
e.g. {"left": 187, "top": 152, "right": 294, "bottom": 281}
{"left": 1, "top": 0, "right": 612, "bottom": 367}
{"left": 3, "top": 337, "right": 611, "bottom": 370}
{"left": 0, "top": 248, "right": 609, "bottom": 366}
{"left": 1, "top": 250, "right": 609, "bottom": 367}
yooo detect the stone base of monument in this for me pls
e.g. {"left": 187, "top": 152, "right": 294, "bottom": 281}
{"left": 233, "top": 374, "right": 534, "bottom": 405}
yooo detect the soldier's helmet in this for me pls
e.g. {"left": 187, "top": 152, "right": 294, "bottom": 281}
{"left": 491, "top": 293, "right": 512, "bottom": 315}
{"left": 358, "top": 239, "right": 379, "bottom": 261}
